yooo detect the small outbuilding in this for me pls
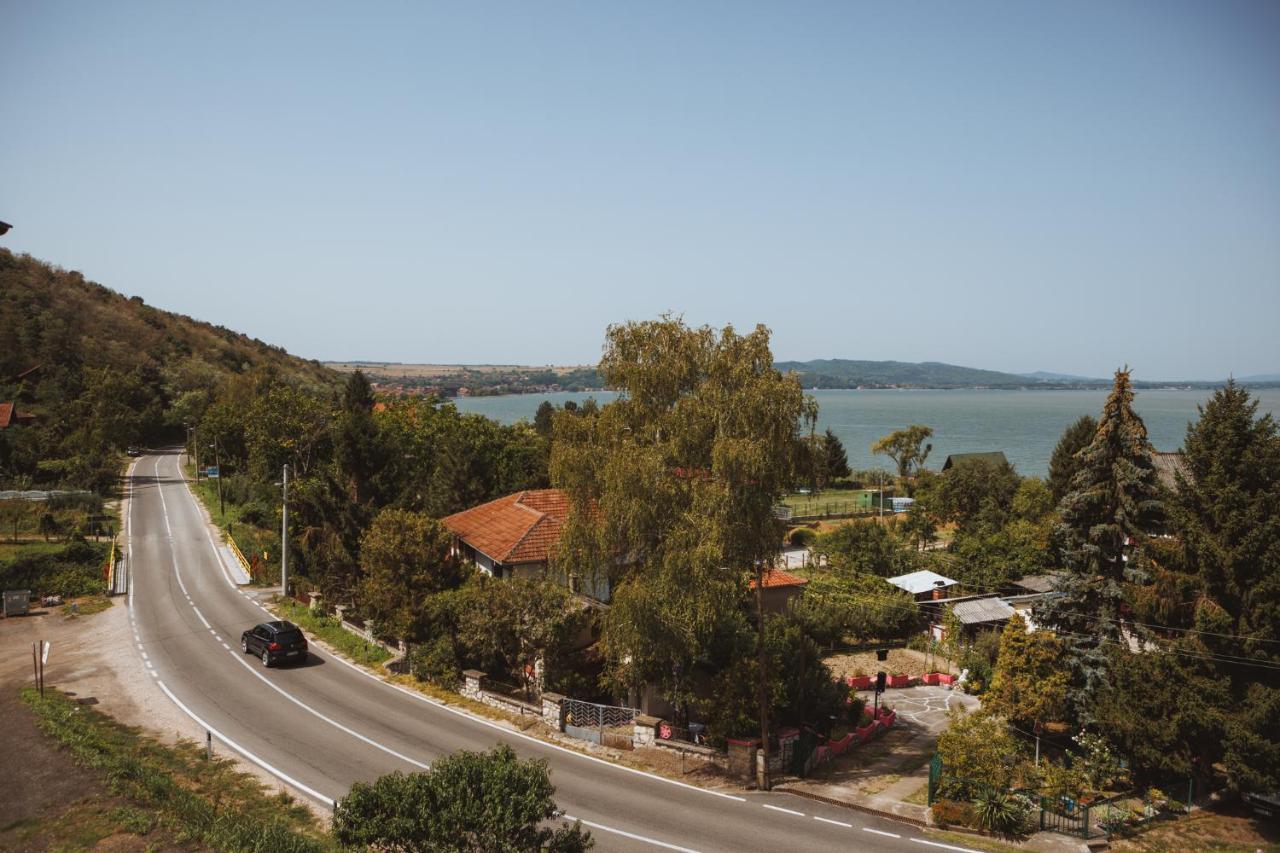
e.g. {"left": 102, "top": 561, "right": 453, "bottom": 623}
{"left": 941, "top": 452, "right": 1008, "bottom": 471}
{"left": 931, "top": 596, "right": 1016, "bottom": 642}
{"left": 887, "top": 569, "right": 959, "bottom": 601}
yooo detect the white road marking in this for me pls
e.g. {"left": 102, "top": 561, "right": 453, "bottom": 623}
{"left": 910, "top": 838, "right": 981, "bottom": 852}
{"left": 221, "top": 643, "right": 230, "bottom": 650}
{"left": 155, "top": 678, "right": 335, "bottom": 806}
{"left": 141, "top": 652, "right": 149, "bottom": 660}
{"left": 761, "top": 804, "right": 805, "bottom": 817}
{"left": 863, "top": 826, "right": 901, "bottom": 838}
{"left": 563, "top": 815, "right": 701, "bottom": 853}
{"left": 814, "top": 816, "right": 852, "bottom": 828}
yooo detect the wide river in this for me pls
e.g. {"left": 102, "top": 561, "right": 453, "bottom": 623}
{"left": 453, "top": 387, "right": 1280, "bottom": 477}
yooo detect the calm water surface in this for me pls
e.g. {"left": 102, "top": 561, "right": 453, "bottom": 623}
{"left": 454, "top": 388, "right": 1280, "bottom": 477}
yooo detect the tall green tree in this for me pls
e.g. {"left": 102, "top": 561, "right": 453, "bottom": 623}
{"left": 871, "top": 424, "right": 933, "bottom": 479}
{"left": 1046, "top": 415, "right": 1097, "bottom": 503}
{"left": 334, "top": 369, "right": 384, "bottom": 506}
{"left": 357, "top": 508, "right": 468, "bottom": 644}
{"left": 333, "top": 745, "right": 592, "bottom": 852}
{"left": 1165, "top": 381, "right": 1280, "bottom": 792}
{"left": 823, "top": 428, "right": 851, "bottom": 483}
{"left": 551, "top": 318, "right": 811, "bottom": 785}
{"left": 1037, "top": 369, "right": 1163, "bottom": 718}
{"left": 984, "top": 614, "right": 1068, "bottom": 730}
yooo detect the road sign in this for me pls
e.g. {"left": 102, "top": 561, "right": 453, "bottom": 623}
{"left": 205, "top": 466, "right": 220, "bottom": 478}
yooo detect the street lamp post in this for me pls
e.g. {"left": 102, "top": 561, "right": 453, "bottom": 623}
{"left": 280, "top": 463, "right": 289, "bottom": 598}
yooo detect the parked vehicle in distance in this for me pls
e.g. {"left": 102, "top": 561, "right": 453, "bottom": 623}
{"left": 126, "top": 446, "right": 143, "bottom": 457}
{"left": 240, "top": 620, "right": 308, "bottom": 667}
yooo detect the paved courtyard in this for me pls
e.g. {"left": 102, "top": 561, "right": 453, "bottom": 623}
{"left": 858, "top": 683, "right": 980, "bottom": 734}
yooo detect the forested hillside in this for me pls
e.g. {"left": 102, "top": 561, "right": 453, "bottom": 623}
{"left": 774, "top": 359, "right": 1031, "bottom": 388}
{"left": 0, "top": 249, "right": 337, "bottom": 490}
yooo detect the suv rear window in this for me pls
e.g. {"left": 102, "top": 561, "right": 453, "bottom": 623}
{"left": 274, "top": 630, "right": 303, "bottom": 645}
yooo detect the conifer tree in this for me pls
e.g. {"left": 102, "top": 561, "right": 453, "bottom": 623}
{"left": 1047, "top": 414, "right": 1097, "bottom": 503}
{"left": 823, "top": 428, "right": 851, "bottom": 482}
{"left": 1037, "top": 368, "right": 1163, "bottom": 717}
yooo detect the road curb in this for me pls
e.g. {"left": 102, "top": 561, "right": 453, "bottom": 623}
{"left": 773, "top": 786, "right": 929, "bottom": 829}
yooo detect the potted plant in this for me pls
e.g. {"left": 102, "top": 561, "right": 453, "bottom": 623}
{"left": 847, "top": 669, "right": 873, "bottom": 690}
{"left": 887, "top": 669, "right": 911, "bottom": 688}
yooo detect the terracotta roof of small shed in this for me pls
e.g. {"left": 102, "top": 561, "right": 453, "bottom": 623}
{"left": 442, "top": 489, "right": 570, "bottom": 565}
{"left": 0, "top": 403, "right": 11, "bottom": 429}
{"left": 750, "top": 568, "right": 809, "bottom": 590}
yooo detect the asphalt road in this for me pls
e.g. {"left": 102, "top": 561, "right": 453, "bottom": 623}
{"left": 127, "top": 450, "right": 969, "bottom": 853}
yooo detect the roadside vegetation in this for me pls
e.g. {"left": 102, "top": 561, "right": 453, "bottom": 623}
{"left": 19, "top": 687, "right": 329, "bottom": 852}
{"left": 273, "top": 599, "right": 392, "bottom": 666}
{"left": 333, "top": 746, "right": 591, "bottom": 851}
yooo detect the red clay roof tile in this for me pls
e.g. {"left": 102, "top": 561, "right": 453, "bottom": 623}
{"left": 442, "top": 489, "right": 571, "bottom": 565}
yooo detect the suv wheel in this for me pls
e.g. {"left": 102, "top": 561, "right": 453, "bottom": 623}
{"left": 240, "top": 638, "right": 248, "bottom": 654}
{"left": 261, "top": 649, "right": 271, "bottom": 667}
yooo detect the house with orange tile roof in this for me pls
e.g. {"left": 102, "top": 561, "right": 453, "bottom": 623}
{"left": 750, "top": 567, "right": 809, "bottom": 614}
{"left": 0, "top": 401, "right": 37, "bottom": 429}
{"left": 442, "top": 488, "right": 611, "bottom": 601}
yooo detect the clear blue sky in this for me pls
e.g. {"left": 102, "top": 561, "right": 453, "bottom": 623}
{"left": 4, "top": 1, "right": 1278, "bottom": 380}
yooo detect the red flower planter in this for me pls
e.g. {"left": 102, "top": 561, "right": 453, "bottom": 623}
{"left": 922, "top": 672, "right": 942, "bottom": 685}
{"left": 937, "top": 673, "right": 956, "bottom": 686}
{"left": 847, "top": 675, "right": 873, "bottom": 690}
{"left": 887, "top": 674, "right": 911, "bottom": 688}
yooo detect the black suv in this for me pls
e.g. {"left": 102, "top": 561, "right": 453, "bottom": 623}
{"left": 240, "top": 620, "right": 308, "bottom": 667}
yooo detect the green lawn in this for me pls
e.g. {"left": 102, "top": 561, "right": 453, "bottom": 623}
{"left": 781, "top": 488, "right": 883, "bottom": 517}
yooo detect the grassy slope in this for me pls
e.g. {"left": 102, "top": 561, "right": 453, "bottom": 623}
{"left": 18, "top": 687, "right": 330, "bottom": 852}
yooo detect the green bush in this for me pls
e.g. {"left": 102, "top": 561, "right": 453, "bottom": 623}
{"left": 974, "top": 788, "right": 1034, "bottom": 836}
{"left": 410, "top": 636, "right": 461, "bottom": 687}
{"left": 788, "top": 527, "right": 817, "bottom": 547}
{"left": 0, "top": 540, "right": 107, "bottom": 595}
{"left": 846, "top": 693, "right": 866, "bottom": 724}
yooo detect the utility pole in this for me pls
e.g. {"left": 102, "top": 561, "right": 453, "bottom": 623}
{"left": 280, "top": 463, "right": 289, "bottom": 598}
{"left": 211, "top": 440, "right": 224, "bottom": 517}
{"left": 755, "top": 560, "right": 770, "bottom": 791}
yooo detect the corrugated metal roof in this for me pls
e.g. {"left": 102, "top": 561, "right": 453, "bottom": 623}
{"left": 951, "top": 596, "right": 1015, "bottom": 625}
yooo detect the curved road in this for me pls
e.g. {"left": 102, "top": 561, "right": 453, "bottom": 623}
{"left": 126, "top": 450, "right": 965, "bottom": 853}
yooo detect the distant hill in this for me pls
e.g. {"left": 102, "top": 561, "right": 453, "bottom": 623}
{"left": 1238, "top": 373, "right": 1280, "bottom": 383}
{"left": 774, "top": 359, "right": 1033, "bottom": 389}
{"left": 0, "top": 249, "right": 337, "bottom": 488}
{"left": 1018, "top": 370, "right": 1106, "bottom": 382}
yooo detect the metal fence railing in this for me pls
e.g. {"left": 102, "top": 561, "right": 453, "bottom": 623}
{"left": 563, "top": 698, "right": 638, "bottom": 749}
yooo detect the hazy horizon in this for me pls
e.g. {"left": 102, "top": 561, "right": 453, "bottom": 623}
{"left": 4, "top": 2, "right": 1278, "bottom": 380}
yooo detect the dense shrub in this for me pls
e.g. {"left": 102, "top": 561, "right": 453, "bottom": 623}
{"left": 788, "top": 527, "right": 817, "bottom": 547}
{"left": 0, "top": 540, "right": 106, "bottom": 596}
{"left": 974, "top": 788, "right": 1034, "bottom": 836}
{"left": 930, "top": 799, "right": 976, "bottom": 828}
{"left": 410, "top": 636, "right": 462, "bottom": 687}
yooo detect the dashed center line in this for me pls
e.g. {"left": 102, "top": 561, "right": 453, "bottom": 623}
{"left": 814, "top": 816, "right": 852, "bottom": 828}
{"left": 761, "top": 803, "right": 805, "bottom": 817}
{"left": 864, "top": 826, "right": 901, "bottom": 838}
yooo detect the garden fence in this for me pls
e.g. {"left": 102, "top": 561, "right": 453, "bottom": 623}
{"left": 563, "top": 698, "right": 638, "bottom": 750}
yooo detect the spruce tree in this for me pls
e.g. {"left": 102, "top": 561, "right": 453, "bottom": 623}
{"left": 1175, "top": 379, "right": 1280, "bottom": 668}
{"left": 1037, "top": 368, "right": 1163, "bottom": 718}
{"left": 823, "top": 429, "right": 851, "bottom": 482}
{"left": 1047, "top": 414, "right": 1098, "bottom": 503}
